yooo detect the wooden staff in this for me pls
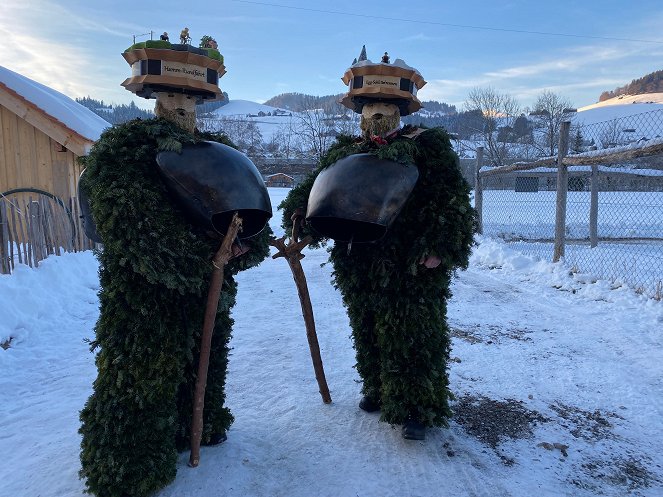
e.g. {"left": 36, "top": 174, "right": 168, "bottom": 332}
{"left": 269, "top": 213, "right": 331, "bottom": 404}
{"left": 189, "top": 212, "right": 243, "bottom": 468}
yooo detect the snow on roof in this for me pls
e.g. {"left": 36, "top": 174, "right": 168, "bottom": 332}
{"left": 264, "top": 173, "right": 294, "bottom": 179}
{"left": 0, "top": 65, "right": 109, "bottom": 143}
{"left": 349, "top": 57, "right": 423, "bottom": 78}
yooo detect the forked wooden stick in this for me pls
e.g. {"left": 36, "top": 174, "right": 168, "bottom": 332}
{"left": 269, "top": 214, "right": 331, "bottom": 404}
{"left": 189, "top": 212, "right": 243, "bottom": 468}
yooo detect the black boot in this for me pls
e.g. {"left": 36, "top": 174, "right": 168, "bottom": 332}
{"left": 204, "top": 431, "right": 227, "bottom": 446}
{"left": 358, "top": 396, "right": 381, "bottom": 412}
{"left": 402, "top": 419, "right": 426, "bottom": 440}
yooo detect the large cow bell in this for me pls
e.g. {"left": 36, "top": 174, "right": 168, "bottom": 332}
{"left": 156, "top": 141, "right": 272, "bottom": 238}
{"left": 306, "top": 153, "right": 419, "bottom": 242}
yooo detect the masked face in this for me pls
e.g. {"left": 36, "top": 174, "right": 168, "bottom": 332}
{"left": 360, "top": 102, "right": 401, "bottom": 138}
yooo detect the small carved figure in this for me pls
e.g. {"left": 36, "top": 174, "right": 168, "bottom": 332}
{"left": 160, "top": 32, "right": 169, "bottom": 42}
{"left": 180, "top": 27, "right": 191, "bottom": 44}
{"left": 381, "top": 51, "right": 390, "bottom": 63}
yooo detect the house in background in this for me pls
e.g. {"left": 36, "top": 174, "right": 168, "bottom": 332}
{"left": 264, "top": 172, "right": 295, "bottom": 188}
{"left": 0, "top": 65, "right": 110, "bottom": 273}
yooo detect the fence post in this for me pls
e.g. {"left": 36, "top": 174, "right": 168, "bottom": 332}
{"left": 553, "top": 121, "right": 571, "bottom": 262}
{"left": 589, "top": 164, "right": 599, "bottom": 248}
{"left": 475, "top": 147, "right": 484, "bottom": 235}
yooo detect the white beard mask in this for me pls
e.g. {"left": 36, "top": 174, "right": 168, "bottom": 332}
{"left": 360, "top": 102, "right": 401, "bottom": 138}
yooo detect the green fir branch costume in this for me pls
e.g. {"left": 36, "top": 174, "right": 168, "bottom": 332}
{"left": 280, "top": 126, "right": 475, "bottom": 428}
{"left": 78, "top": 118, "right": 271, "bottom": 497}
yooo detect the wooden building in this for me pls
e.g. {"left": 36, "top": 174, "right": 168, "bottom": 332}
{"left": 0, "top": 66, "right": 109, "bottom": 273}
{"left": 264, "top": 172, "right": 295, "bottom": 188}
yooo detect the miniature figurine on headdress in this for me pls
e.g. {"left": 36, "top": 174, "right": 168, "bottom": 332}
{"left": 280, "top": 46, "right": 475, "bottom": 441}
{"left": 180, "top": 27, "right": 191, "bottom": 44}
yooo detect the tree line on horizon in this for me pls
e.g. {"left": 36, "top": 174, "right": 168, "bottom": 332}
{"left": 599, "top": 69, "right": 663, "bottom": 102}
{"left": 78, "top": 86, "right": 614, "bottom": 170}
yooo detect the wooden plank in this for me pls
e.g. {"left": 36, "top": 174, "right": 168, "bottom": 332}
{"left": 563, "top": 140, "right": 663, "bottom": 166}
{"left": 50, "top": 144, "right": 69, "bottom": 201}
{"left": 589, "top": 165, "right": 599, "bottom": 248}
{"left": 553, "top": 121, "right": 571, "bottom": 263}
{"left": 70, "top": 197, "right": 80, "bottom": 252}
{"left": 1, "top": 107, "right": 21, "bottom": 191}
{"left": 34, "top": 127, "right": 54, "bottom": 195}
{"left": 17, "top": 116, "right": 39, "bottom": 189}
{"left": 0, "top": 107, "right": 10, "bottom": 192}
{"left": 475, "top": 147, "right": 484, "bottom": 235}
{"left": 65, "top": 151, "right": 77, "bottom": 203}
{"left": 54, "top": 198, "right": 67, "bottom": 255}
{"left": 9, "top": 201, "right": 23, "bottom": 265}
{"left": 23, "top": 197, "right": 33, "bottom": 267}
{"left": 27, "top": 196, "right": 38, "bottom": 264}
{"left": 15, "top": 196, "right": 28, "bottom": 265}
{"left": 28, "top": 195, "right": 46, "bottom": 265}
{"left": 48, "top": 199, "right": 63, "bottom": 256}
{"left": 41, "top": 196, "right": 55, "bottom": 256}
{"left": 5, "top": 201, "right": 15, "bottom": 270}
{"left": 0, "top": 201, "right": 9, "bottom": 274}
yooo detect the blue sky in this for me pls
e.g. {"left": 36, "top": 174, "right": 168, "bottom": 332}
{"left": 2, "top": 0, "right": 663, "bottom": 111}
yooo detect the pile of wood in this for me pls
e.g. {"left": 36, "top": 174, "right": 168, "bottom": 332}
{"left": 0, "top": 192, "right": 92, "bottom": 274}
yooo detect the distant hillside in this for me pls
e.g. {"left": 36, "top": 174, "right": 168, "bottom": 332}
{"left": 263, "top": 93, "right": 345, "bottom": 113}
{"left": 599, "top": 69, "right": 663, "bottom": 102}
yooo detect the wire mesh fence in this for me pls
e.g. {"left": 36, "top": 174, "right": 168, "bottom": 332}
{"left": 477, "top": 109, "right": 663, "bottom": 300}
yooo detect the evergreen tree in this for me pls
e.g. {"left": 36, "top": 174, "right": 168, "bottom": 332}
{"left": 358, "top": 45, "right": 368, "bottom": 61}
{"left": 572, "top": 129, "right": 585, "bottom": 153}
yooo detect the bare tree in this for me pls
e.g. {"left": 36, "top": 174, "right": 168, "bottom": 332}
{"left": 598, "top": 120, "right": 624, "bottom": 149}
{"left": 530, "top": 90, "right": 575, "bottom": 157}
{"left": 296, "top": 109, "right": 337, "bottom": 161}
{"left": 196, "top": 116, "right": 264, "bottom": 154}
{"left": 273, "top": 117, "right": 304, "bottom": 159}
{"left": 464, "top": 87, "right": 520, "bottom": 167}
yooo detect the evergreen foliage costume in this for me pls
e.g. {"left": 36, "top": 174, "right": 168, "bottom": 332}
{"left": 78, "top": 118, "right": 271, "bottom": 497}
{"left": 280, "top": 51, "right": 475, "bottom": 439}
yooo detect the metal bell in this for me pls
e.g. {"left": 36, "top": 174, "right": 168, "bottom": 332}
{"left": 156, "top": 141, "right": 272, "bottom": 238}
{"left": 306, "top": 153, "right": 419, "bottom": 242}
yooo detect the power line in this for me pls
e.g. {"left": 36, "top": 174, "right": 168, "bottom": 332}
{"left": 232, "top": 0, "right": 663, "bottom": 45}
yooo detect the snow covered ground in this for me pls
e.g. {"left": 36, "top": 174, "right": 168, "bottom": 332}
{"left": 1, "top": 188, "right": 662, "bottom": 497}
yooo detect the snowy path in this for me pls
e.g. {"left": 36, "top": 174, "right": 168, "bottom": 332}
{"left": 1, "top": 188, "right": 662, "bottom": 497}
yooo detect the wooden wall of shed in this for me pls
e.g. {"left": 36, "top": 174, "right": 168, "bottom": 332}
{"left": 0, "top": 104, "right": 83, "bottom": 200}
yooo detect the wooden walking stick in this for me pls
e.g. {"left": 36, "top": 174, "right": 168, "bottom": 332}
{"left": 269, "top": 212, "right": 332, "bottom": 404}
{"left": 189, "top": 212, "right": 243, "bottom": 468}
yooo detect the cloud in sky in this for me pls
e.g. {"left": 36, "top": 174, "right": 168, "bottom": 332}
{"left": 422, "top": 37, "right": 663, "bottom": 107}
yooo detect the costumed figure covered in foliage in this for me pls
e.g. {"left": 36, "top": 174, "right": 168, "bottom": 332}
{"left": 280, "top": 48, "right": 475, "bottom": 440}
{"left": 78, "top": 35, "right": 272, "bottom": 497}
